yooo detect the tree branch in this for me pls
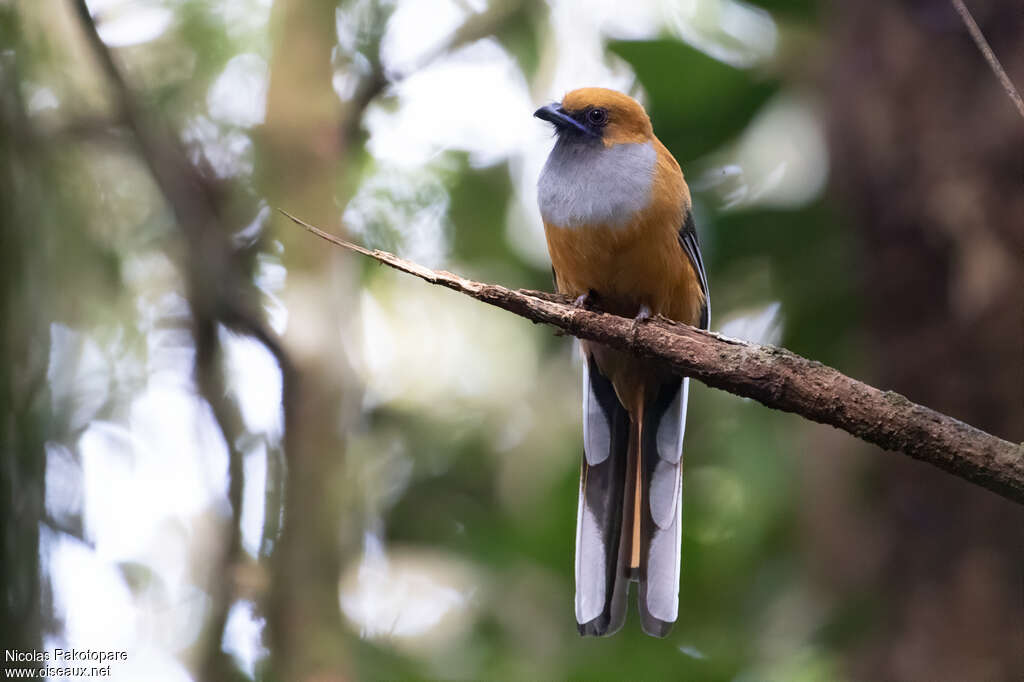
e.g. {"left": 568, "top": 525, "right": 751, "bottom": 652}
{"left": 281, "top": 210, "right": 1024, "bottom": 505}
{"left": 950, "top": 0, "right": 1024, "bottom": 122}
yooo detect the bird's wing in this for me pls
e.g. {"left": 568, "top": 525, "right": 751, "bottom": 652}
{"left": 678, "top": 210, "right": 710, "bottom": 330}
{"left": 636, "top": 209, "right": 708, "bottom": 637}
{"left": 575, "top": 352, "right": 633, "bottom": 636}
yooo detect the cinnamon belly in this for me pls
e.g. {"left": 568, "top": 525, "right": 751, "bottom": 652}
{"left": 543, "top": 218, "right": 703, "bottom": 327}
{"left": 544, "top": 216, "right": 703, "bottom": 414}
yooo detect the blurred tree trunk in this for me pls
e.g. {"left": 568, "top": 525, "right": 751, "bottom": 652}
{"left": 261, "top": 1, "right": 365, "bottom": 680}
{"left": 823, "top": 1, "right": 1024, "bottom": 678}
{"left": 0, "top": 38, "right": 45, "bottom": 661}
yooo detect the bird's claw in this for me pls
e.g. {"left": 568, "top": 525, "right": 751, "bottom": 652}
{"left": 573, "top": 290, "right": 599, "bottom": 309}
{"left": 629, "top": 304, "right": 652, "bottom": 347}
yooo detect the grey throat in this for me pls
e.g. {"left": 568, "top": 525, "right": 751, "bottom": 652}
{"left": 538, "top": 138, "right": 656, "bottom": 229}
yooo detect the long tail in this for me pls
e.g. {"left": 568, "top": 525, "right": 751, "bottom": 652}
{"left": 637, "top": 376, "right": 688, "bottom": 637}
{"left": 576, "top": 357, "right": 688, "bottom": 638}
{"left": 575, "top": 354, "right": 632, "bottom": 636}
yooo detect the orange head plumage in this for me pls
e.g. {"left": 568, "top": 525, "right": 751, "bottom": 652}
{"left": 535, "top": 87, "right": 653, "bottom": 146}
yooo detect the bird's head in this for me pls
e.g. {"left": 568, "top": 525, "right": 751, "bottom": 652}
{"left": 534, "top": 87, "right": 653, "bottom": 147}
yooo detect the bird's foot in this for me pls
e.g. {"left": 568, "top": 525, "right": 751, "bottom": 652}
{"left": 573, "top": 289, "right": 599, "bottom": 309}
{"left": 630, "top": 304, "right": 653, "bottom": 345}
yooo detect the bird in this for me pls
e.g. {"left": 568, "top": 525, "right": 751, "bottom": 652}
{"left": 534, "top": 87, "right": 709, "bottom": 638}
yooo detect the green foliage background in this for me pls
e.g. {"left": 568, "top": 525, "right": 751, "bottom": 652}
{"left": 3, "top": 0, "right": 1020, "bottom": 680}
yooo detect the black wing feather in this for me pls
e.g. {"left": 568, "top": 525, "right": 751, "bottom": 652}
{"left": 678, "top": 211, "right": 710, "bottom": 330}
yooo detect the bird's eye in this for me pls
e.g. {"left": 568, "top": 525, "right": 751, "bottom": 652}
{"left": 586, "top": 108, "right": 608, "bottom": 126}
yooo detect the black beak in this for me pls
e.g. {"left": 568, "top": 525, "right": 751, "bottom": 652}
{"left": 534, "top": 103, "right": 592, "bottom": 136}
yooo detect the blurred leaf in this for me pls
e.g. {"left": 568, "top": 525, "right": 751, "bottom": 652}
{"left": 608, "top": 39, "right": 779, "bottom": 162}
{"left": 447, "top": 157, "right": 514, "bottom": 265}
{"left": 494, "top": 3, "right": 544, "bottom": 81}
{"left": 116, "top": 561, "right": 161, "bottom": 597}
{"left": 178, "top": 0, "right": 236, "bottom": 78}
{"left": 446, "top": 156, "right": 551, "bottom": 290}
{"left": 708, "top": 202, "right": 859, "bottom": 365}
